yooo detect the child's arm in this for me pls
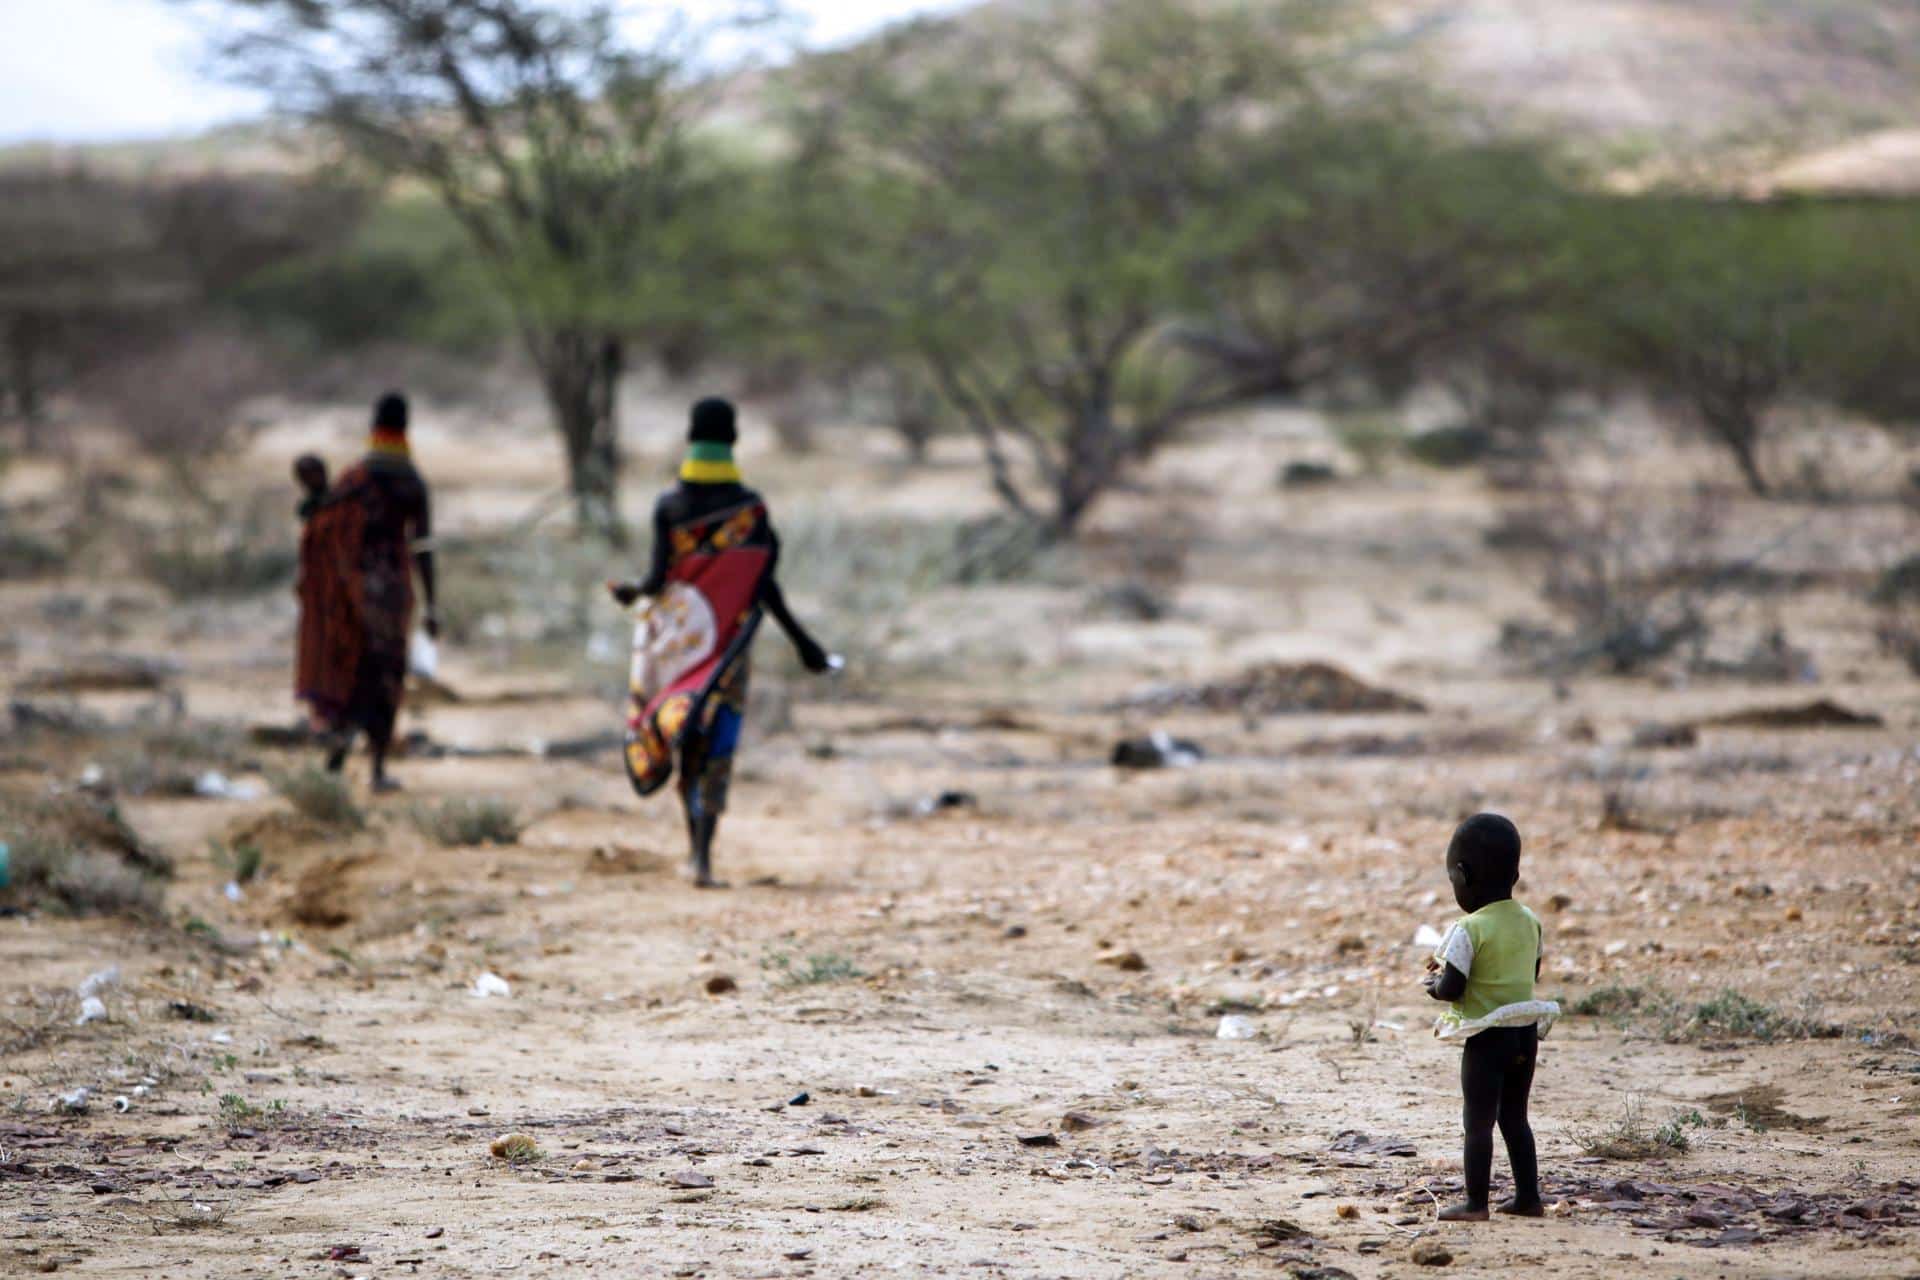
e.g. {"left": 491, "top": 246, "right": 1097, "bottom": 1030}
{"left": 1424, "top": 962, "right": 1468, "bottom": 1001}
{"left": 1424, "top": 922, "right": 1473, "bottom": 1001}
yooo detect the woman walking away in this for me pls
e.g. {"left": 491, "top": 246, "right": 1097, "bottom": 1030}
{"left": 295, "top": 392, "right": 439, "bottom": 792}
{"left": 609, "top": 397, "right": 834, "bottom": 887}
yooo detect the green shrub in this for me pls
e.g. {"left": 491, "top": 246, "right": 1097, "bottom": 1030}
{"left": 272, "top": 768, "right": 365, "bottom": 830}
{"left": 3, "top": 833, "right": 164, "bottom": 918}
{"left": 409, "top": 797, "right": 522, "bottom": 846}
{"left": 763, "top": 951, "right": 863, "bottom": 986}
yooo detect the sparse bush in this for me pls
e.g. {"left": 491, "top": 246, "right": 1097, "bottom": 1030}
{"left": 763, "top": 951, "right": 863, "bottom": 986}
{"left": 2, "top": 833, "right": 164, "bottom": 918}
{"left": 0, "top": 526, "right": 65, "bottom": 580}
{"left": 139, "top": 515, "right": 297, "bottom": 600}
{"left": 217, "top": 1094, "right": 293, "bottom": 1133}
{"left": 1663, "top": 990, "right": 1839, "bottom": 1044}
{"left": 1329, "top": 411, "right": 1407, "bottom": 476}
{"left": 410, "top": 798, "right": 522, "bottom": 846}
{"left": 1575, "top": 1095, "right": 1699, "bottom": 1160}
{"left": 273, "top": 768, "right": 365, "bottom": 830}
{"left": 1404, "top": 424, "right": 1494, "bottom": 469}
{"left": 210, "top": 838, "right": 264, "bottom": 884}
{"left": 1492, "top": 478, "right": 1731, "bottom": 673}
{"left": 1566, "top": 985, "right": 1657, "bottom": 1019}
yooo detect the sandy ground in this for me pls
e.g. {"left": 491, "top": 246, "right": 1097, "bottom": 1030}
{"left": 3, "top": 397, "right": 1919, "bottom": 1278}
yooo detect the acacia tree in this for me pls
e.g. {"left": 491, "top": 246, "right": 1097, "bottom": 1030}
{"left": 786, "top": 0, "right": 1362, "bottom": 536}
{"left": 205, "top": 0, "right": 769, "bottom": 542}
{"left": 1555, "top": 197, "right": 1895, "bottom": 497}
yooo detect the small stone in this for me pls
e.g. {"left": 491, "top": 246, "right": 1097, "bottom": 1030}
{"left": 1017, "top": 1132, "right": 1059, "bottom": 1148}
{"left": 1784, "top": 906, "right": 1803, "bottom": 922}
{"left": 1336, "top": 1203, "right": 1360, "bottom": 1219}
{"left": 1172, "top": 1213, "right": 1206, "bottom": 1232}
{"left": 1060, "top": 1111, "right": 1101, "bottom": 1132}
{"left": 704, "top": 974, "right": 738, "bottom": 996}
{"left": 1098, "top": 949, "right": 1148, "bottom": 972}
{"left": 572, "top": 1158, "right": 598, "bottom": 1172}
{"left": 1410, "top": 1240, "right": 1453, "bottom": 1266}
{"left": 1003, "top": 925, "right": 1028, "bottom": 939}
{"left": 788, "top": 1091, "right": 811, "bottom": 1107}
{"left": 425, "top": 1228, "right": 445, "bottom": 1240}
{"left": 669, "top": 1170, "right": 713, "bottom": 1189}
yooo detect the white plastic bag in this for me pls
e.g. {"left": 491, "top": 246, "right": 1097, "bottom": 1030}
{"left": 409, "top": 630, "right": 439, "bottom": 679}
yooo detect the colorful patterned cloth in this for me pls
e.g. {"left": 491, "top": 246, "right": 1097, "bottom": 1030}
{"left": 624, "top": 499, "right": 774, "bottom": 804}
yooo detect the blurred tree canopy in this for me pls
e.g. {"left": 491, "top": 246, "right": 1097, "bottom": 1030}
{"left": 202, "top": 0, "right": 779, "bottom": 543}
{"left": 0, "top": 168, "right": 361, "bottom": 454}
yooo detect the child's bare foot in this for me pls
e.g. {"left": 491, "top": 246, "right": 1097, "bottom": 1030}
{"left": 1437, "top": 1202, "right": 1490, "bottom": 1222}
{"left": 1496, "top": 1198, "right": 1545, "bottom": 1217}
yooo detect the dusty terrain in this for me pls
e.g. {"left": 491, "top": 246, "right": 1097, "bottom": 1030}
{"left": 3, "top": 395, "right": 1919, "bottom": 1278}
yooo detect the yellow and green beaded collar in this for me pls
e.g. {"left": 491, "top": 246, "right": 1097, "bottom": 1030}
{"left": 680, "top": 440, "right": 741, "bottom": 484}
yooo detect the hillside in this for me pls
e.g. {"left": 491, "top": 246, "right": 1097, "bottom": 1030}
{"left": 6, "top": 0, "right": 1917, "bottom": 189}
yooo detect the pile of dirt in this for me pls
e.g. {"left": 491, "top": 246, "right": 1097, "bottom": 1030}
{"left": 285, "top": 853, "right": 378, "bottom": 928}
{"left": 1115, "top": 662, "right": 1426, "bottom": 716}
{"left": 12, "top": 656, "right": 176, "bottom": 695}
{"left": 1698, "top": 699, "right": 1883, "bottom": 730}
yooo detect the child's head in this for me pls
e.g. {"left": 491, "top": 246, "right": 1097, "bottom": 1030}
{"left": 1445, "top": 812, "right": 1521, "bottom": 913}
{"left": 294, "top": 454, "right": 328, "bottom": 496}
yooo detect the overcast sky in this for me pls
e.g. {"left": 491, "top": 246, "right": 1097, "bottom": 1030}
{"left": 0, "top": 0, "right": 967, "bottom": 145}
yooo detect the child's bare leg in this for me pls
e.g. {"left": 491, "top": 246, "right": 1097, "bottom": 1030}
{"left": 1496, "top": 1029, "right": 1542, "bottom": 1214}
{"left": 1441, "top": 1033, "right": 1503, "bottom": 1221}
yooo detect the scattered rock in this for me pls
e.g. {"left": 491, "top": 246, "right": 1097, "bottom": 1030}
{"left": 1328, "top": 1130, "right": 1416, "bottom": 1158}
{"left": 51, "top": 1089, "right": 89, "bottom": 1115}
{"left": 425, "top": 1227, "right": 444, "bottom": 1240}
{"left": 1017, "top": 1132, "right": 1058, "bottom": 1148}
{"left": 703, "top": 974, "right": 738, "bottom": 996}
{"left": 1280, "top": 460, "right": 1339, "bottom": 488}
{"left": 1410, "top": 1240, "right": 1453, "bottom": 1266}
{"left": 1110, "top": 732, "right": 1203, "bottom": 769}
{"left": 1060, "top": 1111, "right": 1101, "bottom": 1132}
{"left": 912, "top": 790, "right": 978, "bottom": 816}
{"left": 1336, "top": 1203, "right": 1360, "bottom": 1219}
{"left": 1629, "top": 721, "right": 1697, "bottom": 750}
{"left": 1097, "top": 948, "right": 1148, "bottom": 972}
{"left": 669, "top": 1170, "right": 714, "bottom": 1189}
{"left": 74, "top": 997, "right": 107, "bottom": 1026}
{"left": 168, "top": 999, "right": 217, "bottom": 1022}
{"left": 1216, "top": 1014, "right": 1257, "bottom": 1040}
{"left": 1249, "top": 1218, "right": 1309, "bottom": 1247}
{"left": 1003, "top": 924, "right": 1028, "bottom": 939}
{"left": 1172, "top": 1213, "right": 1207, "bottom": 1232}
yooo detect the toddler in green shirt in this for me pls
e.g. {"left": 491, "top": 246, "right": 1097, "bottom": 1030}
{"left": 1421, "top": 813, "right": 1559, "bottom": 1221}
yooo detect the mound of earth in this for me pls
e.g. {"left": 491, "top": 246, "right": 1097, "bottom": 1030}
{"left": 1117, "top": 662, "right": 1426, "bottom": 716}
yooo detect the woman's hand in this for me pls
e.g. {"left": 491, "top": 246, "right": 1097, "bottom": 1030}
{"left": 796, "top": 636, "right": 831, "bottom": 674}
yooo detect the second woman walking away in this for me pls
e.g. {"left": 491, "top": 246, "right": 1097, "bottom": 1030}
{"left": 1422, "top": 812, "right": 1561, "bottom": 1222}
{"left": 608, "top": 397, "right": 835, "bottom": 888}
{"left": 294, "top": 392, "right": 438, "bottom": 792}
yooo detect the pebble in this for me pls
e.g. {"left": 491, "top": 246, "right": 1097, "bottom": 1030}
{"left": 1098, "top": 949, "right": 1148, "bottom": 972}
{"left": 704, "top": 974, "right": 738, "bottom": 996}
{"left": 1410, "top": 1240, "right": 1453, "bottom": 1266}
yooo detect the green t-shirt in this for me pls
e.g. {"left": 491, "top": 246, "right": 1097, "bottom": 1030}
{"left": 1435, "top": 899, "right": 1541, "bottom": 1026}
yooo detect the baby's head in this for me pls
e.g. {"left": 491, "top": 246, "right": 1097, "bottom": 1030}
{"left": 294, "top": 454, "right": 328, "bottom": 497}
{"left": 1445, "top": 812, "right": 1521, "bottom": 914}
